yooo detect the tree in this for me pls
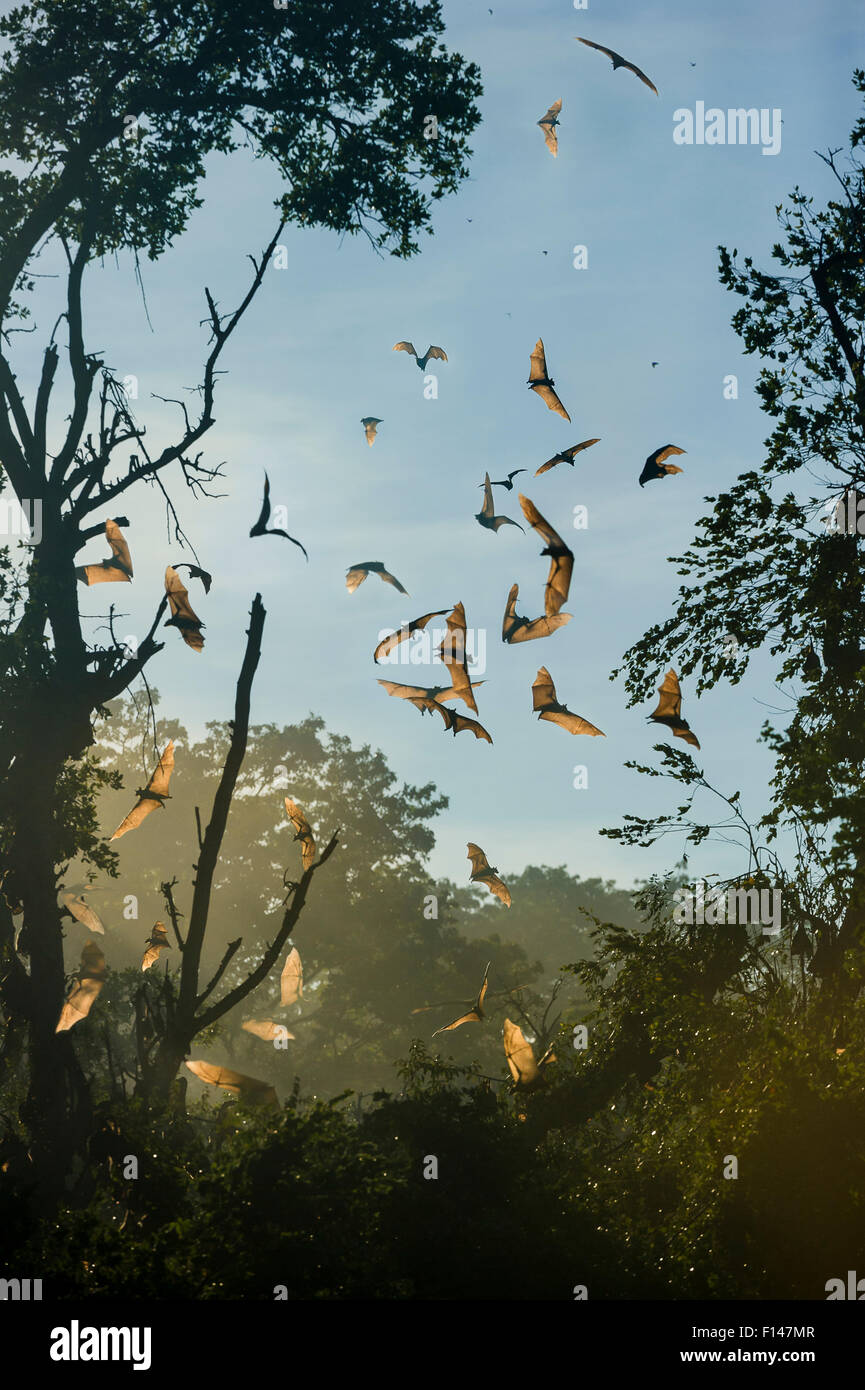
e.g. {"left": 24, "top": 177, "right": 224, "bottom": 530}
{"left": 0, "top": 0, "right": 481, "bottom": 1178}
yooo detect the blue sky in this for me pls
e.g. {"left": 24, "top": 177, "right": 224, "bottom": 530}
{"left": 12, "top": 0, "right": 864, "bottom": 889}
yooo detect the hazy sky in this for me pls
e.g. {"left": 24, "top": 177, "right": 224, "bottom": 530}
{"left": 11, "top": 0, "right": 863, "bottom": 888}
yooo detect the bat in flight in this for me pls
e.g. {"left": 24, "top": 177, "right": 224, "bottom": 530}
{"left": 476, "top": 473, "right": 524, "bottom": 533}
{"left": 374, "top": 609, "right": 448, "bottom": 663}
{"left": 361, "top": 417, "right": 382, "bottom": 447}
{"left": 480, "top": 469, "right": 525, "bottom": 492}
{"left": 467, "top": 843, "right": 511, "bottom": 907}
{"left": 142, "top": 921, "right": 171, "bottom": 971}
{"left": 346, "top": 561, "right": 408, "bottom": 595}
{"left": 532, "top": 666, "right": 605, "bottom": 736}
{"left": 280, "top": 946, "right": 303, "bottom": 1006}
{"left": 76, "top": 519, "right": 133, "bottom": 585}
{"left": 503, "top": 1018, "right": 556, "bottom": 1087}
{"left": 56, "top": 940, "right": 107, "bottom": 1033}
{"left": 164, "top": 566, "right": 205, "bottom": 650}
{"left": 111, "top": 740, "right": 174, "bottom": 840}
{"left": 502, "top": 582, "right": 571, "bottom": 644}
{"left": 249, "top": 471, "right": 308, "bottom": 558}
{"left": 439, "top": 705, "right": 493, "bottom": 743}
{"left": 535, "top": 438, "right": 601, "bottom": 477}
{"left": 537, "top": 98, "right": 562, "bottom": 156}
{"left": 527, "top": 339, "right": 571, "bottom": 422}
{"left": 639, "top": 444, "right": 686, "bottom": 487}
{"left": 284, "top": 798, "right": 316, "bottom": 872}
{"left": 242, "top": 1019, "right": 295, "bottom": 1043}
{"left": 432, "top": 960, "right": 492, "bottom": 1036}
{"left": 436, "top": 602, "right": 478, "bottom": 712}
{"left": 393, "top": 342, "right": 448, "bottom": 371}
{"left": 59, "top": 889, "right": 105, "bottom": 935}
{"left": 649, "top": 668, "right": 701, "bottom": 748}
{"left": 576, "top": 36, "right": 659, "bottom": 95}
{"left": 185, "top": 1059, "right": 278, "bottom": 1107}
{"left": 519, "top": 494, "right": 574, "bottom": 616}
{"left": 377, "top": 679, "right": 485, "bottom": 709}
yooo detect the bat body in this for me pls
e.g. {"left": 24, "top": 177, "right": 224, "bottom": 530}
{"left": 475, "top": 473, "right": 524, "bottom": 533}
{"left": 374, "top": 609, "right": 448, "bottom": 663}
{"left": 527, "top": 339, "right": 571, "bottom": 421}
{"left": 249, "top": 471, "right": 308, "bottom": 557}
{"left": 576, "top": 36, "right": 659, "bottom": 95}
{"left": 242, "top": 1019, "right": 295, "bottom": 1043}
{"left": 502, "top": 582, "right": 572, "bottom": 644}
{"left": 436, "top": 602, "right": 478, "bottom": 712}
{"left": 56, "top": 940, "right": 106, "bottom": 1033}
{"left": 649, "top": 668, "right": 700, "bottom": 748}
{"left": 467, "top": 843, "right": 511, "bottom": 907}
{"left": 111, "top": 741, "right": 174, "bottom": 840}
{"left": 284, "top": 798, "right": 316, "bottom": 872}
{"left": 481, "top": 469, "right": 526, "bottom": 491}
{"left": 59, "top": 891, "right": 105, "bottom": 935}
{"left": 185, "top": 1060, "right": 278, "bottom": 1106}
{"left": 518, "top": 495, "right": 574, "bottom": 616}
{"left": 537, "top": 98, "right": 562, "bottom": 156}
{"left": 346, "top": 561, "right": 408, "bottom": 595}
{"left": 393, "top": 342, "right": 448, "bottom": 372}
{"left": 361, "top": 417, "right": 382, "bottom": 446}
{"left": 532, "top": 666, "right": 605, "bottom": 736}
{"left": 164, "top": 566, "right": 205, "bottom": 650}
{"left": 432, "top": 961, "right": 491, "bottom": 1036}
{"left": 535, "top": 438, "right": 601, "bottom": 477}
{"left": 639, "top": 445, "right": 686, "bottom": 487}
{"left": 76, "top": 519, "right": 133, "bottom": 585}
{"left": 280, "top": 946, "right": 303, "bottom": 1006}
{"left": 142, "top": 921, "right": 170, "bottom": 971}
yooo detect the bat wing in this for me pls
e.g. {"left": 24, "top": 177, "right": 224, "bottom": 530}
{"left": 432, "top": 1008, "right": 482, "bottom": 1037}
{"left": 361, "top": 418, "right": 381, "bottom": 446}
{"left": 374, "top": 610, "right": 447, "bottom": 662}
{"left": 673, "top": 724, "right": 701, "bottom": 750}
{"left": 105, "top": 520, "right": 133, "bottom": 579}
{"left": 142, "top": 942, "right": 169, "bottom": 971}
{"left": 242, "top": 1020, "right": 295, "bottom": 1043}
{"left": 56, "top": 976, "right": 104, "bottom": 1031}
{"left": 502, "top": 582, "right": 521, "bottom": 641}
{"left": 503, "top": 1018, "right": 538, "bottom": 1085}
{"left": 538, "top": 118, "right": 559, "bottom": 157}
{"left": 379, "top": 567, "right": 409, "bottom": 595}
{"left": 651, "top": 669, "right": 683, "bottom": 721}
{"left": 540, "top": 707, "right": 605, "bottom": 737}
{"left": 425, "top": 346, "right": 448, "bottom": 363}
{"left": 532, "top": 665, "right": 559, "bottom": 711}
{"left": 532, "top": 382, "right": 571, "bottom": 421}
{"left": 345, "top": 565, "right": 369, "bottom": 592}
{"left": 185, "top": 1060, "right": 277, "bottom": 1105}
{"left": 476, "top": 966, "right": 491, "bottom": 1012}
{"left": 535, "top": 455, "right": 562, "bottom": 476}
{"left": 648, "top": 445, "right": 686, "bottom": 467}
{"left": 60, "top": 893, "right": 105, "bottom": 935}
{"left": 148, "top": 741, "right": 175, "bottom": 799}
{"left": 280, "top": 946, "right": 303, "bottom": 1005}
{"left": 538, "top": 437, "right": 601, "bottom": 471}
{"left": 467, "top": 842, "right": 491, "bottom": 876}
{"left": 164, "top": 567, "right": 204, "bottom": 650}
{"left": 110, "top": 794, "right": 158, "bottom": 840}
{"left": 490, "top": 513, "right": 523, "bottom": 533}
{"left": 285, "top": 798, "right": 316, "bottom": 871}
{"left": 251, "top": 472, "right": 271, "bottom": 534}
{"left": 484, "top": 874, "right": 511, "bottom": 907}
{"left": 512, "top": 613, "right": 572, "bottom": 643}
{"left": 479, "top": 473, "right": 495, "bottom": 520}
{"left": 576, "top": 36, "right": 617, "bottom": 60}
{"left": 528, "top": 338, "right": 548, "bottom": 384}
{"left": 437, "top": 603, "right": 477, "bottom": 712}
{"left": 623, "top": 58, "right": 658, "bottom": 94}
{"left": 450, "top": 712, "right": 493, "bottom": 743}
{"left": 377, "top": 679, "right": 433, "bottom": 700}
{"left": 393, "top": 341, "right": 418, "bottom": 360}
{"left": 545, "top": 548, "right": 573, "bottom": 616}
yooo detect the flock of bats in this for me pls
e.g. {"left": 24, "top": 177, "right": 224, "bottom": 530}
{"left": 55, "top": 32, "right": 699, "bottom": 1091}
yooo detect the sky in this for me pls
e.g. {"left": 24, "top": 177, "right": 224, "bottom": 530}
{"left": 8, "top": 0, "right": 864, "bottom": 890}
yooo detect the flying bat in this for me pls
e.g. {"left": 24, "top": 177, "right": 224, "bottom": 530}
{"left": 280, "top": 946, "right": 303, "bottom": 1006}
{"left": 361, "top": 417, "right": 382, "bottom": 447}
{"left": 373, "top": 609, "right": 448, "bottom": 663}
{"left": 502, "top": 582, "right": 572, "bottom": 644}
{"left": 346, "top": 561, "right": 408, "bottom": 595}
{"left": 142, "top": 921, "right": 171, "bottom": 971}
{"left": 532, "top": 666, "right": 605, "bottom": 736}
{"left": 535, "top": 439, "right": 601, "bottom": 477}
{"left": 76, "top": 519, "right": 133, "bottom": 585}
{"left": 503, "top": 1018, "right": 556, "bottom": 1087}
{"left": 377, "top": 679, "right": 485, "bottom": 710}
{"left": 440, "top": 706, "right": 493, "bottom": 744}
{"left": 480, "top": 470, "right": 525, "bottom": 492}
{"left": 436, "top": 602, "right": 478, "bottom": 712}
{"left": 467, "top": 843, "right": 511, "bottom": 907}
{"left": 639, "top": 445, "right": 686, "bottom": 487}
{"left": 242, "top": 1019, "right": 295, "bottom": 1043}
{"left": 249, "top": 471, "right": 308, "bottom": 558}
{"left": 537, "top": 98, "right": 562, "bottom": 156}
{"left": 649, "top": 668, "right": 701, "bottom": 749}
{"left": 59, "top": 891, "right": 105, "bottom": 935}
{"left": 184, "top": 1060, "right": 278, "bottom": 1106}
{"left": 393, "top": 342, "right": 448, "bottom": 371}
{"left": 475, "top": 473, "right": 524, "bottom": 533}
{"left": 164, "top": 566, "right": 204, "bottom": 650}
{"left": 518, "top": 494, "right": 574, "bottom": 616}
{"left": 576, "top": 36, "right": 659, "bottom": 95}
{"left": 284, "top": 798, "right": 315, "bottom": 872}
{"left": 56, "top": 940, "right": 107, "bottom": 1033}
{"left": 110, "top": 741, "right": 174, "bottom": 840}
{"left": 432, "top": 961, "right": 491, "bottom": 1036}
{"left": 527, "top": 339, "right": 571, "bottom": 422}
